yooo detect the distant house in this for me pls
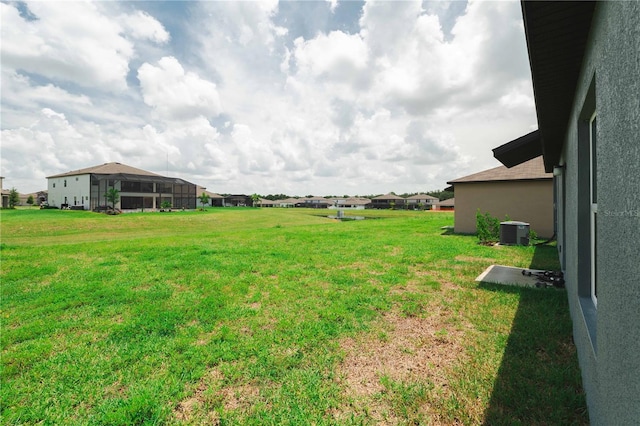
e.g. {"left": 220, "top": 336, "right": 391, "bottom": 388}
{"left": 0, "top": 177, "right": 8, "bottom": 208}
{"left": 46, "top": 162, "right": 197, "bottom": 210}
{"left": 331, "top": 197, "right": 372, "bottom": 210}
{"left": 207, "top": 192, "right": 224, "bottom": 207}
{"left": 299, "top": 196, "right": 331, "bottom": 209}
{"left": 196, "top": 187, "right": 224, "bottom": 207}
{"left": 371, "top": 193, "right": 406, "bottom": 209}
{"left": 256, "top": 198, "right": 275, "bottom": 208}
{"left": 491, "top": 2, "right": 640, "bottom": 423}
{"left": 406, "top": 193, "right": 438, "bottom": 210}
{"left": 19, "top": 190, "right": 47, "bottom": 206}
{"left": 223, "top": 194, "right": 252, "bottom": 207}
{"left": 275, "top": 198, "right": 299, "bottom": 208}
{"left": 447, "top": 155, "right": 553, "bottom": 237}
{"left": 433, "top": 198, "right": 454, "bottom": 211}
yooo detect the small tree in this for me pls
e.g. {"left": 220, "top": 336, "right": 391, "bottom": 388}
{"left": 8, "top": 188, "right": 20, "bottom": 208}
{"left": 105, "top": 187, "right": 120, "bottom": 210}
{"left": 161, "top": 200, "right": 172, "bottom": 211}
{"left": 199, "top": 192, "right": 210, "bottom": 210}
{"left": 251, "top": 193, "right": 261, "bottom": 207}
{"left": 26, "top": 195, "right": 35, "bottom": 206}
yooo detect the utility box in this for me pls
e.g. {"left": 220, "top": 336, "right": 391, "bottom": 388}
{"left": 500, "top": 221, "right": 530, "bottom": 245}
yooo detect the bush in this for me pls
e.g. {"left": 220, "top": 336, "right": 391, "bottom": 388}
{"left": 476, "top": 209, "right": 502, "bottom": 244}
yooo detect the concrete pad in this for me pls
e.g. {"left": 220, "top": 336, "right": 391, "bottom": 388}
{"left": 475, "top": 265, "right": 545, "bottom": 288}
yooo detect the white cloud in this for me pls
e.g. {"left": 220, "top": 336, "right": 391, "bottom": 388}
{"left": 119, "top": 10, "right": 170, "bottom": 44}
{"left": 1, "top": 70, "right": 92, "bottom": 110}
{"left": 137, "top": 56, "right": 222, "bottom": 121}
{"left": 0, "top": 2, "right": 134, "bottom": 90}
{"left": 0, "top": 0, "right": 537, "bottom": 196}
{"left": 293, "top": 31, "right": 368, "bottom": 84}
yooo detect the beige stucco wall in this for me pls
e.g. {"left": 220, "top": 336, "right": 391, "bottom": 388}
{"left": 453, "top": 180, "right": 553, "bottom": 238}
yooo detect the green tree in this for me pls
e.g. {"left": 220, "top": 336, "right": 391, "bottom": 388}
{"left": 8, "top": 188, "right": 20, "bottom": 208}
{"left": 105, "top": 187, "right": 120, "bottom": 210}
{"left": 251, "top": 193, "right": 261, "bottom": 207}
{"left": 199, "top": 192, "right": 210, "bottom": 210}
{"left": 26, "top": 195, "right": 35, "bottom": 206}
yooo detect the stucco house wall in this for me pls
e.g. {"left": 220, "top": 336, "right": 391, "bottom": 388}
{"left": 493, "top": 3, "right": 640, "bottom": 423}
{"left": 48, "top": 174, "right": 91, "bottom": 209}
{"left": 47, "top": 163, "right": 197, "bottom": 211}
{"left": 453, "top": 180, "right": 553, "bottom": 237}
{"left": 556, "top": 3, "right": 640, "bottom": 423}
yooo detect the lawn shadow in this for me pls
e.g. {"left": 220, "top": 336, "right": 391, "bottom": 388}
{"left": 479, "top": 280, "right": 588, "bottom": 425}
{"left": 440, "top": 226, "right": 454, "bottom": 235}
{"left": 529, "top": 242, "right": 561, "bottom": 271}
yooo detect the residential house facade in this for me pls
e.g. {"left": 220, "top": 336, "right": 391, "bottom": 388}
{"left": 196, "top": 187, "right": 224, "bottom": 207}
{"left": 493, "top": 2, "right": 640, "bottom": 423}
{"left": 433, "top": 198, "right": 454, "bottom": 211}
{"left": 0, "top": 177, "right": 8, "bottom": 208}
{"left": 447, "top": 155, "right": 553, "bottom": 238}
{"left": 223, "top": 194, "right": 253, "bottom": 207}
{"left": 46, "top": 162, "right": 197, "bottom": 210}
{"left": 371, "top": 193, "right": 406, "bottom": 209}
{"left": 298, "top": 196, "right": 331, "bottom": 209}
{"left": 406, "top": 193, "right": 438, "bottom": 210}
{"left": 330, "top": 197, "right": 372, "bottom": 210}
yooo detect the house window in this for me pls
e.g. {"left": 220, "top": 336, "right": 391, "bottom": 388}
{"left": 53, "top": 183, "right": 56, "bottom": 188}
{"left": 589, "top": 113, "right": 598, "bottom": 306}
{"left": 64, "top": 179, "right": 67, "bottom": 187}
{"left": 577, "top": 78, "right": 597, "bottom": 352}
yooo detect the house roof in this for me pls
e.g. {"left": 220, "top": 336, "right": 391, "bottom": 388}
{"left": 406, "top": 193, "right": 438, "bottom": 200}
{"left": 494, "top": 2, "right": 596, "bottom": 171}
{"left": 373, "top": 193, "right": 404, "bottom": 200}
{"left": 196, "top": 186, "right": 224, "bottom": 199}
{"left": 303, "top": 196, "right": 331, "bottom": 202}
{"left": 437, "top": 198, "right": 455, "bottom": 206}
{"left": 448, "top": 156, "right": 552, "bottom": 184}
{"left": 276, "top": 198, "right": 299, "bottom": 204}
{"left": 47, "top": 162, "right": 162, "bottom": 178}
{"left": 341, "top": 197, "right": 372, "bottom": 205}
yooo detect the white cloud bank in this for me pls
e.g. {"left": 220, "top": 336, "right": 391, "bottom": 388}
{"left": 1, "top": 0, "right": 536, "bottom": 195}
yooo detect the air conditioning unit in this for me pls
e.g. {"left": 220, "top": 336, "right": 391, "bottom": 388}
{"left": 500, "top": 221, "right": 530, "bottom": 245}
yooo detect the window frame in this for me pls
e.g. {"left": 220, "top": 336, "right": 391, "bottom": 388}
{"left": 589, "top": 112, "right": 598, "bottom": 306}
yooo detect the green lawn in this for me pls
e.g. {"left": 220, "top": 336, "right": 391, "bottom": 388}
{"left": 0, "top": 208, "right": 586, "bottom": 425}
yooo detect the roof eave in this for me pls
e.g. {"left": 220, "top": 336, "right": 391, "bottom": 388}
{"left": 492, "top": 130, "right": 542, "bottom": 168}
{"left": 520, "top": 1, "right": 596, "bottom": 172}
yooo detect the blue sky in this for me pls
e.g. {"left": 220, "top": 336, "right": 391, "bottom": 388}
{"left": 1, "top": 0, "right": 536, "bottom": 195}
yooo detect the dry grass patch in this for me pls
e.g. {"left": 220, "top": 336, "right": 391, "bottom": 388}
{"left": 173, "top": 366, "right": 267, "bottom": 424}
{"left": 335, "top": 301, "right": 469, "bottom": 424}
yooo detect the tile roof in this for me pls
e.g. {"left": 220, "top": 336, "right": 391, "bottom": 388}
{"left": 373, "top": 193, "right": 405, "bottom": 200}
{"left": 47, "top": 162, "right": 162, "bottom": 178}
{"left": 195, "top": 186, "right": 224, "bottom": 198}
{"left": 447, "top": 156, "right": 551, "bottom": 184}
{"left": 437, "top": 198, "right": 455, "bottom": 206}
{"left": 340, "top": 197, "right": 372, "bottom": 205}
{"left": 406, "top": 193, "right": 439, "bottom": 200}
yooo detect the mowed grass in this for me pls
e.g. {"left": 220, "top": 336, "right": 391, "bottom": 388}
{"left": 0, "top": 208, "right": 586, "bottom": 425}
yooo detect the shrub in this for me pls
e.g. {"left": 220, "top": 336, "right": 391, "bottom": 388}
{"left": 476, "top": 209, "right": 501, "bottom": 244}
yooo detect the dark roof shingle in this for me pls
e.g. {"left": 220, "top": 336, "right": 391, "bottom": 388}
{"left": 448, "top": 156, "right": 551, "bottom": 184}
